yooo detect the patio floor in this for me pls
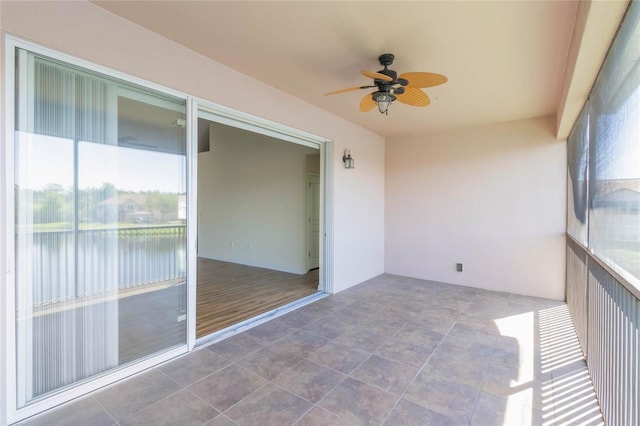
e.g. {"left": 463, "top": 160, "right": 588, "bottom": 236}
{"left": 17, "top": 274, "right": 603, "bottom": 425}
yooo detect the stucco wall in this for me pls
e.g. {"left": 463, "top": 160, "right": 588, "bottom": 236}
{"left": 385, "top": 116, "right": 567, "bottom": 300}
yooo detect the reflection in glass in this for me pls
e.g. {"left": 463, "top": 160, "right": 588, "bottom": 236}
{"left": 14, "top": 49, "right": 187, "bottom": 406}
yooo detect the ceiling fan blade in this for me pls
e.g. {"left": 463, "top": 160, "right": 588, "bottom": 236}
{"left": 325, "top": 85, "right": 367, "bottom": 96}
{"left": 360, "top": 93, "right": 376, "bottom": 112}
{"left": 361, "top": 70, "right": 393, "bottom": 82}
{"left": 396, "top": 87, "right": 431, "bottom": 107}
{"left": 399, "top": 72, "right": 448, "bottom": 88}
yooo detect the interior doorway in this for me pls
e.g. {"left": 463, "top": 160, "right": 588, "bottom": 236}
{"left": 195, "top": 111, "right": 325, "bottom": 338}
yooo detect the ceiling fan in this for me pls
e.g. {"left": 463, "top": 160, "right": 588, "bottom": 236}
{"left": 325, "top": 53, "right": 447, "bottom": 115}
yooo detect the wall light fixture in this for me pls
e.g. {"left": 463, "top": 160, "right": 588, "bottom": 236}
{"left": 343, "top": 149, "right": 355, "bottom": 169}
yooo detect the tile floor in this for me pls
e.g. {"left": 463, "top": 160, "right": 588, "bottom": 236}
{"left": 17, "top": 274, "right": 604, "bottom": 426}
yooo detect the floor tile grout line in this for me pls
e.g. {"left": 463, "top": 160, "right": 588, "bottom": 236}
{"left": 265, "top": 380, "right": 342, "bottom": 425}
{"left": 180, "top": 359, "right": 237, "bottom": 389}
{"left": 206, "top": 337, "right": 267, "bottom": 362}
{"left": 289, "top": 403, "right": 315, "bottom": 426}
{"left": 161, "top": 352, "right": 234, "bottom": 387}
{"left": 262, "top": 348, "right": 349, "bottom": 414}
{"left": 181, "top": 387, "right": 226, "bottom": 421}
{"left": 91, "top": 396, "right": 119, "bottom": 426}
{"left": 276, "top": 334, "right": 394, "bottom": 425}
{"left": 380, "top": 295, "right": 477, "bottom": 424}
{"left": 220, "top": 348, "right": 333, "bottom": 420}
{"left": 218, "top": 381, "right": 270, "bottom": 419}
{"left": 266, "top": 356, "right": 309, "bottom": 383}
{"left": 465, "top": 325, "right": 503, "bottom": 424}
{"left": 309, "top": 378, "right": 368, "bottom": 426}
{"left": 106, "top": 369, "right": 185, "bottom": 423}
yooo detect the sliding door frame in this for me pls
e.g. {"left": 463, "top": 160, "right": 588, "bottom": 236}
{"left": 193, "top": 100, "right": 334, "bottom": 339}
{"left": 2, "top": 36, "right": 194, "bottom": 425}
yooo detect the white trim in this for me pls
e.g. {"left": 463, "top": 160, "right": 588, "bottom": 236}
{"left": 9, "top": 346, "right": 187, "bottom": 425}
{"left": 3, "top": 33, "right": 19, "bottom": 426}
{"left": 3, "top": 36, "right": 192, "bottom": 424}
{"left": 197, "top": 103, "right": 325, "bottom": 149}
{"left": 186, "top": 98, "right": 198, "bottom": 351}
{"left": 320, "top": 141, "right": 334, "bottom": 293}
{"left": 117, "top": 85, "right": 185, "bottom": 113}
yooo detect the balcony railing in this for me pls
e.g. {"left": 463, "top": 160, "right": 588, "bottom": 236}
{"left": 566, "top": 235, "right": 640, "bottom": 425}
{"left": 17, "top": 225, "right": 187, "bottom": 306}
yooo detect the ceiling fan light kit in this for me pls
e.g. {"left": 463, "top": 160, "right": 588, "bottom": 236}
{"left": 372, "top": 92, "right": 395, "bottom": 115}
{"left": 325, "top": 53, "right": 447, "bottom": 115}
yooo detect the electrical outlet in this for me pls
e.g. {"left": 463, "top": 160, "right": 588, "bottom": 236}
{"left": 456, "top": 263, "right": 463, "bottom": 272}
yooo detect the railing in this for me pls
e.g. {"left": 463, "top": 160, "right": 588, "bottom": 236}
{"left": 18, "top": 225, "right": 186, "bottom": 306}
{"left": 566, "top": 235, "right": 640, "bottom": 425}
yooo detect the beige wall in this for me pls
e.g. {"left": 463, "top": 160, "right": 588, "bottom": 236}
{"left": 385, "top": 116, "right": 567, "bottom": 300}
{"left": 197, "top": 123, "right": 318, "bottom": 274}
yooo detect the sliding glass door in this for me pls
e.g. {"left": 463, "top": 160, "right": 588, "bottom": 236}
{"left": 13, "top": 49, "right": 188, "bottom": 407}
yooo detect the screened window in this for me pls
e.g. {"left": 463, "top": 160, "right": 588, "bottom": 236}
{"left": 567, "top": 104, "right": 589, "bottom": 245}
{"left": 567, "top": 1, "right": 640, "bottom": 287}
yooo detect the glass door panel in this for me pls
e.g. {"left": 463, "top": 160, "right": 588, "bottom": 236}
{"left": 14, "top": 49, "right": 187, "bottom": 407}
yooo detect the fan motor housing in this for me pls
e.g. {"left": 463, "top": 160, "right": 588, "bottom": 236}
{"left": 377, "top": 68, "right": 397, "bottom": 82}
{"left": 376, "top": 53, "right": 398, "bottom": 87}
{"left": 378, "top": 53, "right": 395, "bottom": 66}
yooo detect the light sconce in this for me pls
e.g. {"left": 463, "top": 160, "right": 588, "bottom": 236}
{"left": 343, "top": 148, "right": 355, "bottom": 169}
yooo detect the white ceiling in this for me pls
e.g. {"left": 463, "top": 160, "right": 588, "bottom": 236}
{"left": 92, "top": 1, "right": 578, "bottom": 138}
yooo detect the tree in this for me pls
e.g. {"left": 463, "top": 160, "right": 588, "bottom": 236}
{"left": 35, "top": 183, "right": 67, "bottom": 224}
{"left": 145, "top": 191, "right": 178, "bottom": 222}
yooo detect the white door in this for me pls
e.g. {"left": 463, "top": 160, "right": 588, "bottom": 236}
{"left": 306, "top": 173, "right": 321, "bottom": 270}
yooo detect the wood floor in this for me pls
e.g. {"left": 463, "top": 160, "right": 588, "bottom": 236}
{"left": 196, "top": 258, "right": 319, "bottom": 337}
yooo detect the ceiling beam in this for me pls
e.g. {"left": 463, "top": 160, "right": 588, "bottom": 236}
{"left": 556, "top": 0, "right": 629, "bottom": 139}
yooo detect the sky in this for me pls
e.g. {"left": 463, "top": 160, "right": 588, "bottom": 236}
{"left": 15, "top": 132, "right": 186, "bottom": 194}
